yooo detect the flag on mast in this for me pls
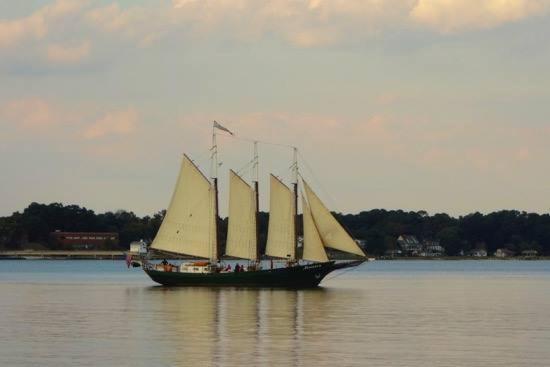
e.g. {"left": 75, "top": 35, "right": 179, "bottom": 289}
{"left": 213, "top": 121, "right": 234, "bottom": 135}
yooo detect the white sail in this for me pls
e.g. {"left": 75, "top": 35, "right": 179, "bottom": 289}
{"left": 225, "top": 170, "right": 257, "bottom": 260}
{"left": 303, "top": 180, "right": 365, "bottom": 257}
{"left": 265, "top": 175, "right": 295, "bottom": 259}
{"left": 151, "top": 155, "right": 217, "bottom": 260}
{"left": 301, "top": 195, "right": 329, "bottom": 262}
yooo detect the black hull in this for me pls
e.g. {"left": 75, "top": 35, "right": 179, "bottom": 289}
{"left": 144, "top": 260, "right": 365, "bottom": 288}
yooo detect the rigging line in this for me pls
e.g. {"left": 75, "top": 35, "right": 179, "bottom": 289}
{"left": 298, "top": 153, "right": 364, "bottom": 251}
{"left": 297, "top": 151, "right": 339, "bottom": 210}
{"left": 273, "top": 165, "right": 294, "bottom": 186}
{"left": 216, "top": 130, "right": 298, "bottom": 181}
{"left": 236, "top": 158, "right": 256, "bottom": 178}
{"left": 216, "top": 131, "right": 297, "bottom": 149}
{"left": 188, "top": 149, "right": 214, "bottom": 172}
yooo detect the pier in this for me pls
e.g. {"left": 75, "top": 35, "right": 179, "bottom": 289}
{"left": 0, "top": 250, "right": 126, "bottom": 260}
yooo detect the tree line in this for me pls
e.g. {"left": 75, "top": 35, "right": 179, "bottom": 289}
{"left": 1, "top": 202, "right": 549, "bottom": 256}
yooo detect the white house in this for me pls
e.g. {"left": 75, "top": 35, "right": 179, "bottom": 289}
{"left": 470, "top": 249, "right": 488, "bottom": 257}
{"left": 397, "top": 235, "right": 422, "bottom": 256}
{"left": 129, "top": 240, "right": 148, "bottom": 254}
{"left": 494, "top": 248, "right": 515, "bottom": 258}
{"left": 421, "top": 240, "right": 445, "bottom": 257}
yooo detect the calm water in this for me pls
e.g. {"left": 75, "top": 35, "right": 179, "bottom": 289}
{"left": 1, "top": 260, "right": 550, "bottom": 367}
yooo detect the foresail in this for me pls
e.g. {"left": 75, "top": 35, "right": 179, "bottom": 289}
{"left": 151, "top": 155, "right": 217, "bottom": 260}
{"left": 265, "top": 175, "right": 295, "bottom": 259}
{"left": 225, "top": 170, "right": 257, "bottom": 260}
{"left": 302, "top": 196, "right": 329, "bottom": 262}
{"left": 303, "top": 180, "right": 365, "bottom": 257}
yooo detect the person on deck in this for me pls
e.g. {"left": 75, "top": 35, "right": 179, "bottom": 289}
{"left": 235, "top": 264, "right": 240, "bottom": 272}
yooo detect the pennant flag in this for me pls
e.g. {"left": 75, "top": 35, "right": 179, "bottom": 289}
{"left": 213, "top": 120, "right": 234, "bottom": 135}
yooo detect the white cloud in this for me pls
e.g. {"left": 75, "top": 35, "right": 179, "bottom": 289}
{"left": 411, "top": 0, "right": 550, "bottom": 33}
{"left": 84, "top": 0, "right": 414, "bottom": 47}
{"left": 83, "top": 109, "right": 138, "bottom": 139}
{"left": 47, "top": 41, "right": 91, "bottom": 64}
{"left": 0, "top": 12, "right": 47, "bottom": 48}
{"left": 0, "top": 0, "right": 86, "bottom": 48}
{"left": 89, "top": 0, "right": 550, "bottom": 46}
{"left": 3, "top": 0, "right": 550, "bottom": 52}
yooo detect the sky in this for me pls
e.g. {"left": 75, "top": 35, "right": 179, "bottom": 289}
{"left": 0, "top": 0, "right": 549, "bottom": 217}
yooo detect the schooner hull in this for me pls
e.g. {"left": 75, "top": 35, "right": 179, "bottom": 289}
{"left": 144, "top": 260, "right": 365, "bottom": 288}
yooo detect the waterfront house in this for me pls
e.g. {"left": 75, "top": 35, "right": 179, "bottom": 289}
{"left": 470, "top": 249, "right": 488, "bottom": 257}
{"left": 397, "top": 235, "right": 422, "bottom": 256}
{"left": 129, "top": 240, "right": 148, "bottom": 254}
{"left": 521, "top": 250, "right": 538, "bottom": 258}
{"left": 420, "top": 240, "right": 445, "bottom": 257}
{"left": 494, "top": 248, "right": 515, "bottom": 258}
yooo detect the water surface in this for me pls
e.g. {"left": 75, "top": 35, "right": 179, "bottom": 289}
{"left": 1, "top": 260, "right": 549, "bottom": 367}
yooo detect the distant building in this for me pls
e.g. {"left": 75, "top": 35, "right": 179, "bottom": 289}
{"left": 397, "top": 235, "right": 422, "bottom": 256}
{"left": 129, "top": 240, "right": 148, "bottom": 254}
{"left": 50, "top": 231, "right": 119, "bottom": 250}
{"left": 494, "top": 248, "right": 515, "bottom": 258}
{"left": 421, "top": 240, "right": 445, "bottom": 257}
{"left": 521, "top": 250, "right": 538, "bottom": 257}
{"left": 470, "top": 249, "right": 488, "bottom": 257}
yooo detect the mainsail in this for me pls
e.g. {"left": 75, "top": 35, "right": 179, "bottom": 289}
{"left": 265, "top": 175, "right": 296, "bottom": 259}
{"left": 151, "top": 155, "right": 218, "bottom": 260}
{"left": 303, "top": 180, "right": 365, "bottom": 257}
{"left": 301, "top": 196, "right": 329, "bottom": 262}
{"left": 225, "top": 170, "right": 258, "bottom": 260}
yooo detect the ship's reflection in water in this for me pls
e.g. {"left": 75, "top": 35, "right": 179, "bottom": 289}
{"left": 141, "top": 286, "right": 365, "bottom": 367}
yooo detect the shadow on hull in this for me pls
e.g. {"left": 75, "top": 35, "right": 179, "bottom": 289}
{"left": 144, "top": 260, "right": 365, "bottom": 288}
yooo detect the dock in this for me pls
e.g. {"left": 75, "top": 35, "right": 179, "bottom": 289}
{"left": 0, "top": 250, "right": 126, "bottom": 260}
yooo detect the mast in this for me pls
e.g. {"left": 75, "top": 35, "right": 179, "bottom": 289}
{"left": 292, "top": 147, "right": 299, "bottom": 260}
{"left": 211, "top": 123, "right": 220, "bottom": 262}
{"left": 253, "top": 141, "right": 260, "bottom": 262}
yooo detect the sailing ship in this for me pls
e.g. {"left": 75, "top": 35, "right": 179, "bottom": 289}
{"left": 140, "top": 123, "right": 366, "bottom": 287}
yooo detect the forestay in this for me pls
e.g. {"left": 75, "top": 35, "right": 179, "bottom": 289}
{"left": 225, "top": 170, "right": 258, "bottom": 260}
{"left": 151, "top": 155, "right": 218, "bottom": 260}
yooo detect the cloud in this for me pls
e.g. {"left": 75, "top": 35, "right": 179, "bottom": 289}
{"left": 86, "top": 3, "right": 137, "bottom": 33}
{"left": 47, "top": 41, "right": 91, "bottom": 64}
{"left": 0, "top": 12, "right": 47, "bottom": 48}
{"left": 85, "top": 3, "right": 170, "bottom": 46}
{"left": 1, "top": 99, "right": 139, "bottom": 145}
{"left": 118, "top": 0, "right": 550, "bottom": 46}
{"left": 85, "top": 0, "right": 413, "bottom": 47}
{"left": 411, "top": 0, "right": 550, "bottom": 33}
{"left": 3, "top": 0, "right": 550, "bottom": 53}
{"left": 0, "top": 98, "right": 58, "bottom": 129}
{"left": 0, "top": 0, "right": 86, "bottom": 48}
{"left": 83, "top": 109, "right": 138, "bottom": 139}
